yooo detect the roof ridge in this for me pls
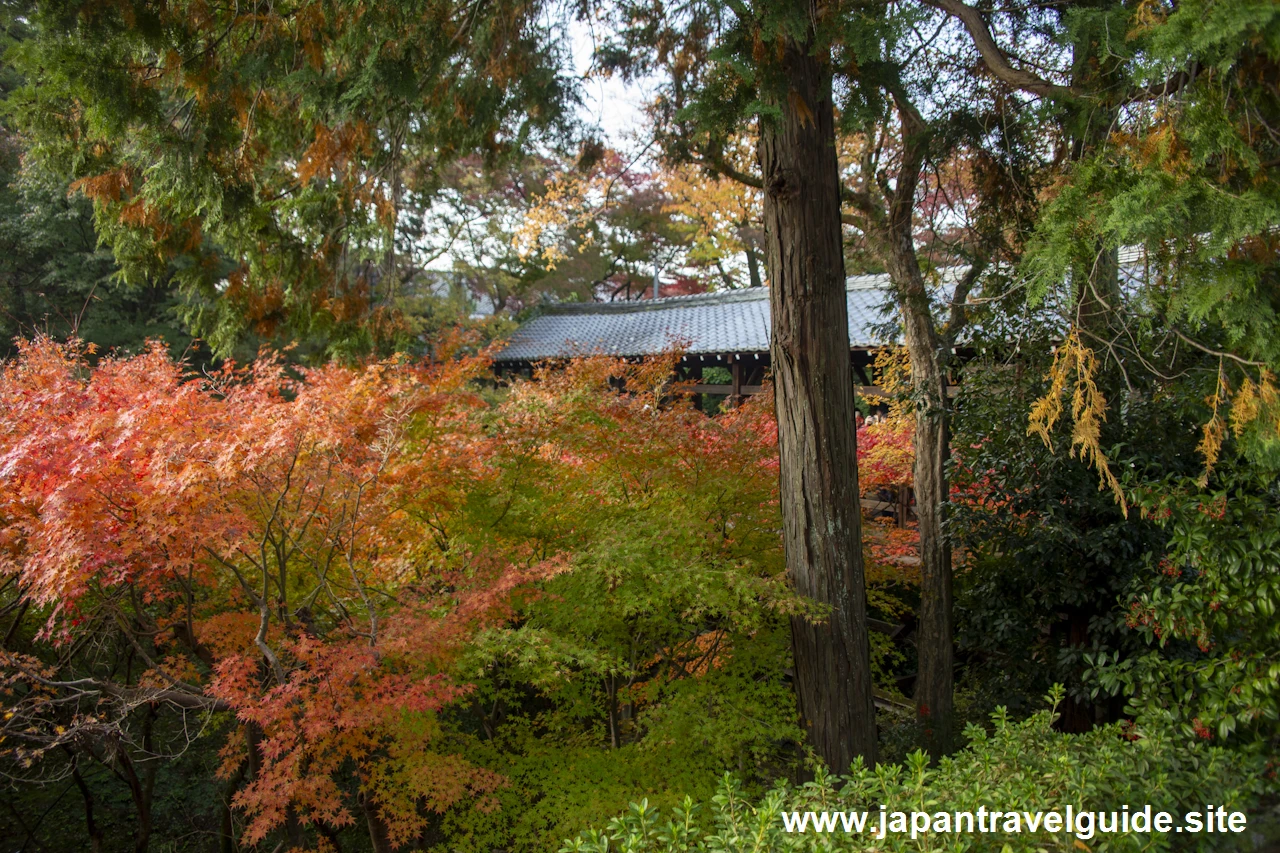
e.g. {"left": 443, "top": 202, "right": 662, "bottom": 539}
{"left": 533, "top": 265, "right": 978, "bottom": 317}
{"left": 540, "top": 287, "right": 769, "bottom": 315}
{"left": 542, "top": 278, "right": 886, "bottom": 316}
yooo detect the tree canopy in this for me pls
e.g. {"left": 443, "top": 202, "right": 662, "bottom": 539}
{"left": 1, "top": 0, "right": 1279, "bottom": 850}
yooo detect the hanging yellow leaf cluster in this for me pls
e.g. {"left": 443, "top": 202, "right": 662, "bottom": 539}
{"left": 1027, "top": 330, "right": 1126, "bottom": 512}
{"left": 1197, "top": 366, "right": 1280, "bottom": 484}
{"left": 1229, "top": 370, "right": 1279, "bottom": 436}
{"left": 1196, "top": 362, "right": 1230, "bottom": 485}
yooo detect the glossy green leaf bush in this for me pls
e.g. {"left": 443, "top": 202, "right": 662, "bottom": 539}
{"left": 1090, "top": 465, "right": 1280, "bottom": 747}
{"left": 563, "top": 690, "right": 1272, "bottom": 853}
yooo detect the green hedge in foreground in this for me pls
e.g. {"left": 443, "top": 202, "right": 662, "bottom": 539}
{"left": 562, "top": 691, "right": 1275, "bottom": 852}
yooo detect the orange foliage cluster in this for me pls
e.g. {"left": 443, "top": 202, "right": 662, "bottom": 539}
{"left": 297, "top": 122, "right": 373, "bottom": 188}
{"left": 0, "top": 342, "right": 923, "bottom": 847}
{"left": 0, "top": 337, "right": 561, "bottom": 846}
{"left": 856, "top": 420, "right": 914, "bottom": 489}
{"left": 69, "top": 168, "right": 133, "bottom": 203}
{"left": 863, "top": 522, "right": 921, "bottom": 578}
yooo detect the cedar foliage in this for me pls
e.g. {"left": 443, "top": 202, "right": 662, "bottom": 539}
{"left": 9, "top": 0, "right": 576, "bottom": 357}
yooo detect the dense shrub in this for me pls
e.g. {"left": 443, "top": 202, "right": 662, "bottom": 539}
{"left": 947, "top": 346, "right": 1205, "bottom": 725}
{"left": 1091, "top": 462, "right": 1280, "bottom": 750}
{"left": 563, "top": 690, "right": 1273, "bottom": 853}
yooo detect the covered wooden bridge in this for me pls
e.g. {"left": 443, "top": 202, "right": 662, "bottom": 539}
{"left": 492, "top": 270, "right": 972, "bottom": 401}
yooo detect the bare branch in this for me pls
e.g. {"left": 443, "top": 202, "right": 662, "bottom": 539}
{"left": 921, "top": 0, "right": 1074, "bottom": 100}
{"left": 699, "top": 143, "right": 763, "bottom": 189}
{"left": 11, "top": 668, "right": 232, "bottom": 713}
{"left": 1120, "top": 64, "right": 1199, "bottom": 106}
{"left": 1170, "top": 327, "right": 1265, "bottom": 367}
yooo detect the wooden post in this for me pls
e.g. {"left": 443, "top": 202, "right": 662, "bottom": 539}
{"left": 691, "top": 361, "right": 704, "bottom": 413}
{"left": 730, "top": 355, "right": 742, "bottom": 405}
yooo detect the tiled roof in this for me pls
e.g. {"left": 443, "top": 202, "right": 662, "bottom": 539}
{"left": 495, "top": 269, "right": 970, "bottom": 362}
{"left": 494, "top": 247, "right": 1167, "bottom": 363}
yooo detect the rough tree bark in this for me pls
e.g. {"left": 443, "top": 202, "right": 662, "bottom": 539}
{"left": 888, "top": 252, "right": 955, "bottom": 755}
{"left": 845, "top": 88, "right": 986, "bottom": 757}
{"left": 760, "top": 23, "right": 878, "bottom": 772}
{"left": 882, "top": 101, "right": 956, "bottom": 754}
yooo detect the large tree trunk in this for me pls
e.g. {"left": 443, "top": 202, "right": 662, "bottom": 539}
{"left": 760, "top": 25, "right": 878, "bottom": 772}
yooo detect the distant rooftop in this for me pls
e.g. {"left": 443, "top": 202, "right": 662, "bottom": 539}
{"left": 495, "top": 269, "right": 975, "bottom": 362}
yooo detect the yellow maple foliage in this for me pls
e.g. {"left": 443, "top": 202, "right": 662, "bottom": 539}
{"left": 512, "top": 167, "right": 599, "bottom": 269}
{"left": 659, "top": 137, "right": 762, "bottom": 282}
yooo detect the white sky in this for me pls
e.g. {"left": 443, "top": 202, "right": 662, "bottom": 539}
{"left": 568, "top": 18, "right": 654, "bottom": 149}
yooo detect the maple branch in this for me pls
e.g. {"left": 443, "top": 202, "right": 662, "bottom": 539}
{"left": 599, "top": 138, "right": 660, "bottom": 210}
{"left": 342, "top": 478, "right": 380, "bottom": 647}
{"left": 256, "top": 440, "right": 304, "bottom": 574}
{"left": 109, "top": 609, "right": 208, "bottom": 698}
{"left": 245, "top": 562, "right": 288, "bottom": 686}
{"left": 204, "top": 547, "right": 264, "bottom": 609}
{"left": 0, "top": 576, "right": 24, "bottom": 614}
{"left": 208, "top": 543, "right": 288, "bottom": 686}
{"left": 920, "top": 0, "right": 1073, "bottom": 100}
{"left": 12, "top": 664, "right": 232, "bottom": 713}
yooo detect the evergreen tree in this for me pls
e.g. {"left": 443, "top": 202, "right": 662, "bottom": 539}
{"left": 10, "top": 0, "right": 578, "bottom": 358}
{"left": 0, "top": 9, "right": 190, "bottom": 357}
{"left": 601, "top": 0, "right": 896, "bottom": 769}
{"left": 931, "top": 0, "right": 1280, "bottom": 435}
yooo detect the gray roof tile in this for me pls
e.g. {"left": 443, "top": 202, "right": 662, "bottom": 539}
{"left": 495, "top": 271, "right": 948, "bottom": 362}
